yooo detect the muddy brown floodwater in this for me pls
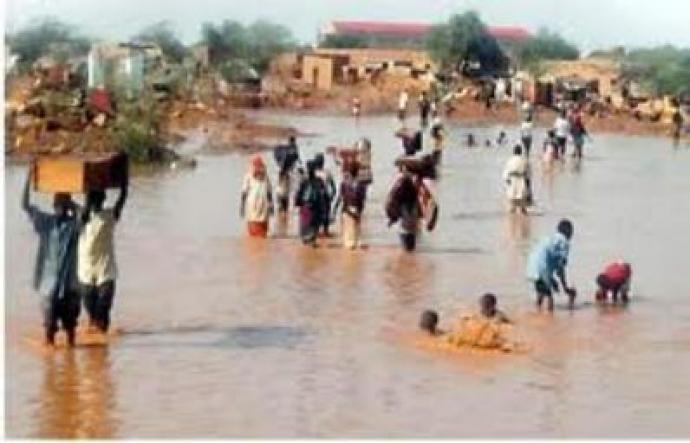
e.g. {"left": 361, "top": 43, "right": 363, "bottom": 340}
{"left": 5, "top": 112, "right": 690, "bottom": 438}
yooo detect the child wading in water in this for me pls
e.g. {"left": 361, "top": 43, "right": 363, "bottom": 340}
{"left": 526, "top": 219, "right": 577, "bottom": 311}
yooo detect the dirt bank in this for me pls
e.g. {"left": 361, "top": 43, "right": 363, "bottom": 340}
{"left": 163, "top": 100, "right": 300, "bottom": 153}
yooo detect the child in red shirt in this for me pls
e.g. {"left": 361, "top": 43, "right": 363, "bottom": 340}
{"left": 595, "top": 262, "right": 632, "bottom": 304}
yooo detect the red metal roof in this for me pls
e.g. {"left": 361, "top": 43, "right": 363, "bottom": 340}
{"left": 331, "top": 21, "right": 431, "bottom": 37}
{"left": 487, "top": 26, "right": 531, "bottom": 41}
{"left": 329, "top": 21, "right": 530, "bottom": 42}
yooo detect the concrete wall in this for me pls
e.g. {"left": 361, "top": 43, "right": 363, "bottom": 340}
{"left": 302, "top": 55, "right": 334, "bottom": 91}
{"left": 543, "top": 59, "right": 621, "bottom": 97}
{"left": 313, "top": 48, "right": 434, "bottom": 71}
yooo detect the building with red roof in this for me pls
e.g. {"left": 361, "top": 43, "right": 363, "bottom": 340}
{"left": 320, "top": 20, "right": 531, "bottom": 47}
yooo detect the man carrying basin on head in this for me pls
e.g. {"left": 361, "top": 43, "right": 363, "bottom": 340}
{"left": 526, "top": 219, "right": 577, "bottom": 312}
{"left": 78, "top": 158, "right": 129, "bottom": 334}
{"left": 22, "top": 168, "right": 81, "bottom": 347}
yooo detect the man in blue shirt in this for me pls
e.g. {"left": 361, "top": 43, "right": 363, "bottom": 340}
{"left": 526, "top": 219, "right": 577, "bottom": 311}
{"left": 22, "top": 169, "right": 81, "bottom": 346}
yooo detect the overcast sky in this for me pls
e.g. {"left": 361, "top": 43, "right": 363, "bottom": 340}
{"left": 5, "top": 0, "right": 690, "bottom": 52}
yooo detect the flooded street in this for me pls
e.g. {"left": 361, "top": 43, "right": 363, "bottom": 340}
{"left": 5, "top": 113, "right": 690, "bottom": 438}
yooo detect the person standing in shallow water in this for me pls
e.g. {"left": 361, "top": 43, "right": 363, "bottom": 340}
{"left": 397, "top": 89, "right": 409, "bottom": 123}
{"left": 313, "top": 153, "right": 337, "bottom": 237}
{"left": 430, "top": 116, "right": 445, "bottom": 163}
{"left": 503, "top": 144, "right": 532, "bottom": 214}
{"left": 240, "top": 154, "right": 274, "bottom": 238}
{"left": 520, "top": 114, "right": 534, "bottom": 156}
{"left": 418, "top": 91, "right": 431, "bottom": 129}
{"left": 526, "top": 219, "right": 577, "bottom": 311}
{"left": 22, "top": 169, "right": 80, "bottom": 346}
{"left": 386, "top": 165, "right": 422, "bottom": 252}
{"left": 570, "top": 108, "right": 589, "bottom": 159}
{"left": 273, "top": 136, "right": 301, "bottom": 215}
{"left": 295, "top": 160, "right": 329, "bottom": 246}
{"left": 672, "top": 107, "right": 684, "bottom": 142}
{"left": 332, "top": 161, "right": 367, "bottom": 250}
{"left": 78, "top": 162, "right": 128, "bottom": 335}
{"left": 553, "top": 109, "right": 570, "bottom": 157}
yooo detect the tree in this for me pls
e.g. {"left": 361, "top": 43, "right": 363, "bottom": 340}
{"left": 246, "top": 20, "right": 296, "bottom": 73}
{"left": 133, "top": 21, "right": 188, "bottom": 63}
{"left": 517, "top": 28, "right": 579, "bottom": 66}
{"left": 625, "top": 46, "right": 690, "bottom": 95}
{"left": 200, "top": 20, "right": 295, "bottom": 73}
{"left": 7, "top": 18, "right": 90, "bottom": 68}
{"left": 425, "top": 11, "right": 508, "bottom": 74}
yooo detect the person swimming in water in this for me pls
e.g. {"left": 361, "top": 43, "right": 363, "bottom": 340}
{"left": 419, "top": 294, "right": 511, "bottom": 350}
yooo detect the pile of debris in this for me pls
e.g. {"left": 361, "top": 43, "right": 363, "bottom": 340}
{"left": 5, "top": 71, "right": 119, "bottom": 157}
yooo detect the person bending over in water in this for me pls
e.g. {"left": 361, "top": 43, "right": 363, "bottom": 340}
{"left": 526, "top": 219, "right": 577, "bottom": 311}
{"left": 595, "top": 261, "right": 632, "bottom": 304}
{"left": 22, "top": 169, "right": 80, "bottom": 347}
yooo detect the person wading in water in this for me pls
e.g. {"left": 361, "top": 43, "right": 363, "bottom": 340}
{"left": 295, "top": 160, "right": 329, "bottom": 247}
{"left": 22, "top": 169, "right": 81, "bottom": 346}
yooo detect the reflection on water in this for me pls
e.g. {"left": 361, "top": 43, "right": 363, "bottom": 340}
{"left": 35, "top": 349, "right": 117, "bottom": 439}
{"left": 120, "top": 325, "right": 309, "bottom": 349}
{"left": 6, "top": 114, "right": 690, "bottom": 437}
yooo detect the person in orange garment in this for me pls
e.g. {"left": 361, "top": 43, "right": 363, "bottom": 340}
{"left": 419, "top": 294, "right": 512, "bottom": 349}
{"left": 595, "top": 261, "right": 632, "bottom": 304}
{"left": 240, "top": 154, "right": 274, "bottom": 238}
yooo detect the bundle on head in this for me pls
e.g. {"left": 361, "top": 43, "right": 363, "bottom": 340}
{"left": 273, "top": 143, "right": 299, "bottom": 175}
{"left": 394, "top": 153, "right": 438, "bottom": 180}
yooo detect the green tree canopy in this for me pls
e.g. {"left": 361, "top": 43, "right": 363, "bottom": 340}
{"left": 517, "top": 28, "right": 580, "bottom": 66}
{"left": 425, "top": 11, "right": 508, "bottom": 74}
{"left": 133, "top": 21, "right": 188, "bottom": 63}
{"left": 200, "top": 19, "right": 296, "bottom": 73}
{"left": 625, "top": 46, "right": 690, "bottom": 95}
{"left": 7, "top": 18, "right": 91, "bottom": 68}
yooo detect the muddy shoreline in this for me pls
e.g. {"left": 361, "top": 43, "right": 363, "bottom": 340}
{"left": 259, "top": 99, "right": 678, "bottom": 138}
